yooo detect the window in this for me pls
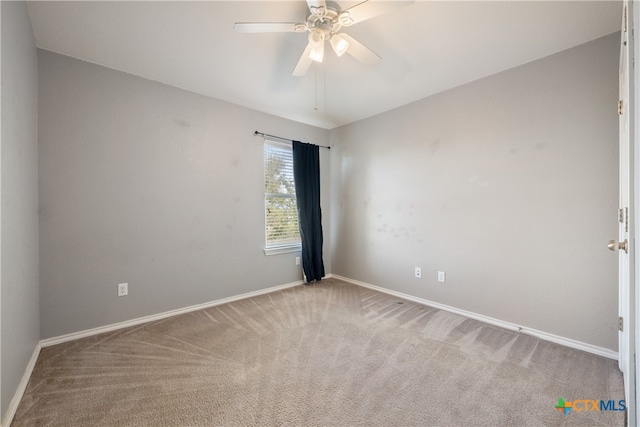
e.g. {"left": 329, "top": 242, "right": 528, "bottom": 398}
{"left": 264, "top": 140, "right": 301, "bottom": 253}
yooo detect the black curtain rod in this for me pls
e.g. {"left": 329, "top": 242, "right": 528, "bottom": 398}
{"left": 254, "top": 131, "right": 330, "bottom": 149}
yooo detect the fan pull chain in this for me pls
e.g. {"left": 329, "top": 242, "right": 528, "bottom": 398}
{"left": 314, "top": 63, "right": 318, "bottom": 112}
{"left": 323, "top": 63, "right": 327, "bottom": 127}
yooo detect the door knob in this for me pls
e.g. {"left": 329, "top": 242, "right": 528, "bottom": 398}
{"left": 608, "top": 239, "right": 628, "bottom": 253}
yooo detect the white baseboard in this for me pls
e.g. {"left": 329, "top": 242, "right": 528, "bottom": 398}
{"left": 330, "top": 274, "right": 618, "bottom": 360}
{"left": 1, "top": 343, "right": 41, "bottom": 427}
{"left": 41, "top": 279, "right": 305, "bottom": 348}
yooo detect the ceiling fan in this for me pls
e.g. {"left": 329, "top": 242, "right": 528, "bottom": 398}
{"left": 234, "top": 0, "right": 412, "bottom": 77}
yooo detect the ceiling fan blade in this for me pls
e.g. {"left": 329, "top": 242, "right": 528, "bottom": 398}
{"left": 306, "top": 0, "right": 328, "bottom": 16}
{"left": 344, "top": 35, "right": 381, "bottom": 66}
{"left": 292, "top": 43, "right": 314, "bottom": 76}
{"left": 339, "top": 0, "right": 414, "bottom": 26}
{"left": 234, "top": 22, "right": 307, "bottom": 33}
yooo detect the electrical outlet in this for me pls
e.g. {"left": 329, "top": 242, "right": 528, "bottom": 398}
{"left": 296, "top": 257, "right": 301, "bottom": 266}
{"left": 415, "top": 267, "right": 422, "bottom": 279}
{"left": 117, "top": 283, "right": 128, "bottom": 297}
{"left": 438, "top": 271, "right": 446, "bottom": 283}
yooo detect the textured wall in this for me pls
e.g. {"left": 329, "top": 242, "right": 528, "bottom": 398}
{"left": 38, "top": 50, "right": 330, "bottom": 338}
{"left": 1, "top": 1, "right": 40, "bottom": 418}
{"left": 330, "top": 33, "right": 619, "bottom": 350}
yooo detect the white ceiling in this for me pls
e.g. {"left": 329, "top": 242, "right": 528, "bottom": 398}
{"left": 27, "top": 1, "right": 622, "bottom": 129}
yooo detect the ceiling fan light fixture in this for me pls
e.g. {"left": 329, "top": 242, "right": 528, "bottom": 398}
{"left": 309, "top": 44, "right": 325, "bottom": 62}
{"left": 308, "top": 28, "right": 325, "bottom": 62}
{"left": 330, "top": 33, "right": 349, "bottom": 57}
{"left": 308, "top": 28, "right": 325, "bottom": 46}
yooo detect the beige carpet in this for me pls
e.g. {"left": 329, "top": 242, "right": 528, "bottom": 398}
{"left": 13, "top": 278, "right": 624, "bottom": 426}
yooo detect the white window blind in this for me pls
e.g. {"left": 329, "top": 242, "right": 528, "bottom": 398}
{"left": 264, "top": 140, "right": 301, "bottom": 248}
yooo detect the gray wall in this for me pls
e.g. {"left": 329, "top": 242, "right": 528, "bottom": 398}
{"left": 38, "top": 50, "right": 331, "bottom": 339}
{"left": 1, "top": 1, "right": 40, "bottom": 418}
{"left": 330, "top": 33, "right": 619, "bottom": 350}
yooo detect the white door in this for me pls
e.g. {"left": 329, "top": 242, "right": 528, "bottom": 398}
{"left": 615, "top": 2, "right": 635, "bottom": 423}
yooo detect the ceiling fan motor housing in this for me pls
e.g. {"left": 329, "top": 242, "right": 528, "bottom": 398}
{"left": 306, "top": 6, "right": 343, "bottom": 40}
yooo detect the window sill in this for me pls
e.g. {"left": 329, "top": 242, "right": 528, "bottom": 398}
{"left": 264, "top": 245, "right": 302, "bottom": 256}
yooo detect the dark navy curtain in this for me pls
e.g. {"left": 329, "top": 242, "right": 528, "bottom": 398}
{"left": 292, "top": 141, "right": 325, "bottom": 282}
